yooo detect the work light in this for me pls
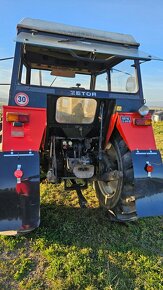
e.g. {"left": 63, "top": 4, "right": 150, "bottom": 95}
{"left": 138, "top": 105, "right": 149, "bottom": 116}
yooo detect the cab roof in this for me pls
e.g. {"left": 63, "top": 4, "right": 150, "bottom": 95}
{"left": 17, "top": 17, "right": 139, "bottom": 47}
{"left": 16, "top": 18, "right": 161, "bottom": 63}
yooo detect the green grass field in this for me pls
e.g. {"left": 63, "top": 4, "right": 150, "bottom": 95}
{"left": 0, "top": 123, "right": 163, "bottom": 290}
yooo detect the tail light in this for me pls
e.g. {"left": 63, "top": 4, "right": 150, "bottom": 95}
{"left": 133, "top": 118, "right": 152, "bottom": 126}
{"left": 6, "top": 112, "right": 29, "bottom": 138}
{"left": 6, "top": 112, "right": 29, "bottom": 123}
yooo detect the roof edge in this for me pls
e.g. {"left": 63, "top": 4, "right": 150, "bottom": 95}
{"left": 17, "top": 17, "right": 140, "bottom": 47}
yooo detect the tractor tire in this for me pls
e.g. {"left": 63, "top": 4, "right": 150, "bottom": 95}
{"left": 94, "top": 131, "right": 136, "bottom": 221}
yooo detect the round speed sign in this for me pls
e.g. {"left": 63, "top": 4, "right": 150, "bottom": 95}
{"left": 14, "top": 92, "right": 29, "bottom": 106}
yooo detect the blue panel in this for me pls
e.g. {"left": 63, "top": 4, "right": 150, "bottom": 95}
{"left": 132, "top": 150, "right": 163, "bottom": 217}
{"left": 0, "top": 151, "right": 40, "bottom": 234}
{"left": 136, "top": 192, "right": 163, "bottom": 217}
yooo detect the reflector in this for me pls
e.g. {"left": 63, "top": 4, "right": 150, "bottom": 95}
{"left": 14, "top": 169, "right": 23, "bottom": 178}
{"left": 146, "top": 165, "right": 154, "bottom": 173}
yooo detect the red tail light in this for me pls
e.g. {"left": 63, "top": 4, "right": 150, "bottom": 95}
{"left": 18, "top": 114, "right": 29, "bottom": 123}
{"left": 6, "top": 112, "right": 29, "bottom": 123}
{"left": 133, "top": 118, "right": 152, "bottom": 126}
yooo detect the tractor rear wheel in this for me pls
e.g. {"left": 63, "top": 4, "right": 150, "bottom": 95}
{"left": 94, "top": 132, "right": 135, "bottom": 220}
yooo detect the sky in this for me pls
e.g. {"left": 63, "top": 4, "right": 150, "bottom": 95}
{"left": 0, "top": 0, "right": 163, "bottom": 106}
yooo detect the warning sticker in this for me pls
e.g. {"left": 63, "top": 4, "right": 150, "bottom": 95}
{"left": 121, "top": 116, "right": 131, "bottom": 123}
{"left": 14, "top": 92, "right": 29, "bottom": 106}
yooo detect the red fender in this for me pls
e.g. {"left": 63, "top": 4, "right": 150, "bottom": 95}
{"left": 105, "top": 112, "right": 156, "bottom": 151}
{"left": 2, "top": 106, "right": 47, "bottom": 151}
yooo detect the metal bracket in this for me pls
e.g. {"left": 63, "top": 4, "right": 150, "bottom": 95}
{"left": 64, "top": 179, "right": 88, "bottom": 191}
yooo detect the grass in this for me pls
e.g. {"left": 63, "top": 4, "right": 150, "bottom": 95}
{"left": 0, "top": 123, "right": 163, "bottom": 290}
{"left": 153, "top": 122, "right": 163, "bottom": 157}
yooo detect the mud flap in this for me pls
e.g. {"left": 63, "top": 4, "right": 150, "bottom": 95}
{"left": 132, "top": 150, "right": 163, "bottom": 218}
{"left": 0, "top": 151, "right": 40, "bottom": 235}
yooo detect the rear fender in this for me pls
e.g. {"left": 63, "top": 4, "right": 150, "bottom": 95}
{"left": 0, "top": 151, "right": 40, "bottom": 235}
{"left": 2, "top": 106, "right": 46, "bottom": 151}
{"left": 115, "top": 112, "right": 156, "bottom": 150}
{"left": 105, "top": 112, "right": 156, "bottom": 151}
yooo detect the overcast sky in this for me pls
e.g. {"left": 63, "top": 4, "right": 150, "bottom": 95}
{"left": 0, "top": 0, "right": 163, "bottom": 106}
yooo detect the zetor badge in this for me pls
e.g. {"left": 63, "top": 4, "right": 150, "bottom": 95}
{"left": 14, "top": 92, "right": 29, "bottom": 106}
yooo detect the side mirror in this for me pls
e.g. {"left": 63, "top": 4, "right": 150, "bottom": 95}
{"left": 126, "top": 76, "right": 136, "bottom": 92}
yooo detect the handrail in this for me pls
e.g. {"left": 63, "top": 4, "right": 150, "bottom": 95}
{"left": 0, "top": 57, "right": 14, "bottom": 61}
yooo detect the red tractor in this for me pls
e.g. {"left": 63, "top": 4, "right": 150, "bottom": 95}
{"left": 0, "top": 18, "right": 163, "bottom": 235}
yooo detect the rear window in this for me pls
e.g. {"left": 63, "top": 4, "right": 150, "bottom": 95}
{"left": 56, "top": 97, "right": 97, "bottom": 124}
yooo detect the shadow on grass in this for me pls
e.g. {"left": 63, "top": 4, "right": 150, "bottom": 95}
{"left": 25, "top": 202, "right": 161, "bottom": 289}
{"left": 34, "top": 202, "right": 161, "bottom": 251}
{"left": 1, "top": 201, "right": 162, "bottom": 290}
